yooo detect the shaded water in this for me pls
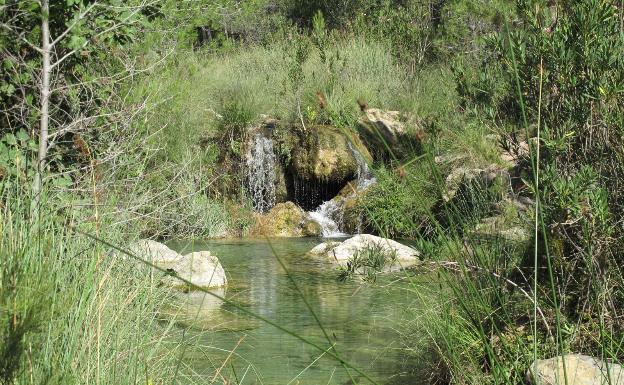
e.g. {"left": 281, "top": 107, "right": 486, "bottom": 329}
{"left": 168, "top": 238, "right": 430, "bottom": 384}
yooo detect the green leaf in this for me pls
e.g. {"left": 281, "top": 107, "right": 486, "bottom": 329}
{"left": 1, "top": 83, "right": 15, "bottom": 96}
{"left": 4, "top": 134, "right": 17, "bottom": 146}
{"left": 16, "top": 130, "right": 30, "bottom": 144}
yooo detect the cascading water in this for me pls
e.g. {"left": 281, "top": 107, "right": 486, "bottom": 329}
{"left": 308, "top": 143, "right": 377, "bottom": 237}
{"left": 308, "top": 200, "right": 347, "bottom": 237}
{"left": 246, "top": 134, "right": 277, "bottom": 213}
{"left": 348, "top": 142, "right": 376, "bottom": 188}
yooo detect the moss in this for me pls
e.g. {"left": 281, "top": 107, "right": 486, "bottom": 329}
{"left": 249, "top": 202, "right": 321, "bottom": 237}
{"left": 289, "top": 125, "right": 370, "bottom": 183}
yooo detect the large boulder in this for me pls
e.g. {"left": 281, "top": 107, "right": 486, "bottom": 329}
{"left": 163, "top": 251, "right": 227, "bottom": 290}
{"left": 527, "top": 354, "right": 624, "bottom": 385}
{"left": 128, "top": 239, "right": 180, "bottom": 269}
{"left": 309, "top": 234, "right": 420, "bottom": 270}
{"left": 289, "top": 125, "right": 371, "bottom": 184}
{"left": 249, "top": 202, "right": 322, "bottom": 237}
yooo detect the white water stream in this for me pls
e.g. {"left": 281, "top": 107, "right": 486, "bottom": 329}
{"left": 246, "top": 134, "right": 276, "bottom": 213}
{"left": 308, "top": 143, "right": 376, "bottom": 237}
{"left": 308, "top": 199, "right": 348, "bottom": 237}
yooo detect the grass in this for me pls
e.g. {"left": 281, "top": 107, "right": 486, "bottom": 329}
{"left": 337, "top": 243, "right": 399, "bottom": 283}
{"left": 0, "top": 184, "right": 188, "bottom": 384}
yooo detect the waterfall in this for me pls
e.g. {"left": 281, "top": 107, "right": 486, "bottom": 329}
{"left": 348, "top": 142, "right": 375, "bottom": 188}
{"left": 308, "top": 143, "right": 376, "bottom": 237}
{"left": 246, "top": 134, "right": 276, "bottom": 213}
{"left": 309, "top": 200, "right": 348, "bottom": 237}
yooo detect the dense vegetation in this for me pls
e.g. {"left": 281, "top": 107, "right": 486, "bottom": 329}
{"left": 1, "top": 0, "right": 622, "bottom": 383}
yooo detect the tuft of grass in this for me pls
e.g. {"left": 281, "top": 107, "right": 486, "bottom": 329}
{"left": 337, "top": 244, "right": 398, "bottom": 283}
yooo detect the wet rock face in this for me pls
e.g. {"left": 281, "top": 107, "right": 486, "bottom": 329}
{"left": 527, "top": 354, "right": 624, "bottom": 385}
{"left": 286, "top": 125, "right": 372, "bottom": 210}
{"left": 249, "top": 202, "right": 322, "bottom": 237}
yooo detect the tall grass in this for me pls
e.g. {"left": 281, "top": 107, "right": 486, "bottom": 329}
{"left": 0, "top": 184, "right": 187, "bottom": 384}
{"left": 133, "top": 36, "right": 413, "bottom": 154}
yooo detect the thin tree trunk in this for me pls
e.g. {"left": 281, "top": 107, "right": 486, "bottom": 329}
{"left": 33, "top": 0, "right": 51, "bottom": 215}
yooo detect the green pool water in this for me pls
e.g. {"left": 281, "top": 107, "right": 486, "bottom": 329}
{"left": 168, "top": 238, "right": 431, "bottom": 385}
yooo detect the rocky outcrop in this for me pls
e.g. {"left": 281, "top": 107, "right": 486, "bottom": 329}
{"left": 442, "top": 164, "right": 510, "bottom": 203}
{"left": 163, "top": 251, "right": 227, "bottom": 290}
{"left": 249, "top": 202, "right": 322, "bottom": 237}
{"left": 309, "top": 234, "right": 420, "bottom": 270}
{"left": 527, "top": 354, "right": 624, "bottom": 385}
{"left": 357, "top": 108, "right": 413, "bottom": 160}
{"left": 242, "top": 119, "right": 374, "bottom": 212}
{"left": 322, "top": 179, "right": 376, "bottom": 235}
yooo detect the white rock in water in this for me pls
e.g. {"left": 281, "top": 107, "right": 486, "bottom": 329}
{"left": 128, "top": 239, "right": 181, "bottom": 269}
{"left": 527, "top": 354, "right": 624, "bottom": 385}
{"left": 164, "top": 251, "right": 227, "bottom": 290}
{"left": 308, "top": 241, "right": 341, "bottom": 255}
{"left": 310, "top": 234, "right": 420, "bottom": 268}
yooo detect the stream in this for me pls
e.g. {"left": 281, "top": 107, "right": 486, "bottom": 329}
{"left": 168, "top": 238, "right": 431, "bottom": 384}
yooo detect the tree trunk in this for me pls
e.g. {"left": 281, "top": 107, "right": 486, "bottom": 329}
{"left": 33, "top": 0, "right": 51, "bottom": 215}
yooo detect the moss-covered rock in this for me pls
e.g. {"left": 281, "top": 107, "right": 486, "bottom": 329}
{"left": 249, "top": 202, "right": 322, "bottom": 237}
{"left": 289, "top": 125, "right": 371, "bottom": 183}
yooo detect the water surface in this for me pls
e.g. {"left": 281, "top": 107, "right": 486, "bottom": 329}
{"left": 168, "top": 238, "right": 429, "bottom": 384}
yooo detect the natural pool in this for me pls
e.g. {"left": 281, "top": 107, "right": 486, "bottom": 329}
{"left": 168, "top": 238, "right": 431, "bottom": 384}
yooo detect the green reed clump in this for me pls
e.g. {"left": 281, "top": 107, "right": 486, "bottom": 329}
{"left": 337, "top": 244, "right": 398, "bottom": 283}
{"left": 0, "top": 184, "right": 187, "bottom": 385}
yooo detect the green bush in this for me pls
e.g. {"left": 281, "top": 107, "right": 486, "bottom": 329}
{"left": 483, "top": 0, "right": 623, "bottom": 317}
{"left": 358, "top": 165, "right": 437, "bottom": 238}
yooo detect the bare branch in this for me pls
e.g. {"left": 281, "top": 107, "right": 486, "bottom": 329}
{"left": 50, "top": 1, "right": 100, "bottom": 47}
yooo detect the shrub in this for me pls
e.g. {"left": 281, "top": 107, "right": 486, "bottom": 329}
{"left": 358, "top": 165, "right": 437, "bottom": 238}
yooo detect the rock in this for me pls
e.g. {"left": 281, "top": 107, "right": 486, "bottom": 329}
{"left": 329, "top": 180, "right": 376, "bottom": 234}
{"left": 471, "top": 215, "right": 530, "bottom": 243}
{"left": 442, "top": 164, "right": 511, "bottom": 203}
{"left": 443, "top": 167, "right": 482, "bottom": 202}
{"left": 289, "top": 125, "right": 371, "bottom": 184}
{"left": 249, "top": 202, "right": 322, "bottom": 237}
{"left": 308, "top": 241, "right": 341, "bottom": 255}
{"left": 310, "top": 234, "right": 420, "bottom": 269}
{"left": 434, "top": 163, "right": 514, "bottom": 228}
{"left": 527, "top": 354, "right": 624, "bottom": 385}
{"left": 357, "top": 108, "right": 410, "bottom": 160}
{"left": 128, "top": 239, "right": 181, "bottom": 269}
{"left": 163, "top": 251, "right": 227, "bottom": 290}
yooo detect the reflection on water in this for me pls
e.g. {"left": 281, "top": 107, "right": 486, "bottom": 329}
{"left": 168, "top": 238, "right": 429, "bottom": 384}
